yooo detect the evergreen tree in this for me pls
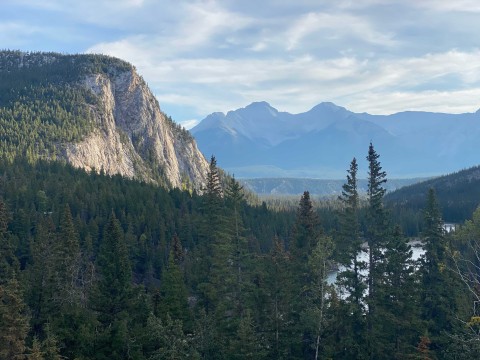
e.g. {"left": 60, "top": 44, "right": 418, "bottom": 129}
{"left": 376, "top": 225, "right": 420, "bottom": 357}
{"left": 0, "top": 199, "right": 18, "bottom": 281}
{"left": 29, "top": 337, "right": 44, "bottom": 360}
{"left": 229, "top": 309, "right": 265, "bottom": 360}
{"left": 26, "top": 216, "right": 58, "bottom": 336}
{"left": 196, "top": 155, "right": 231, "bottom": 313}
{"left": 335, "top": 157, "right": 367, "bottom": 358}
{"left": 90, "top": 213, "right": 133, "bottom": 359}
{"left": 0, "top": 275, "right": 30, "bottom": 360}
{"left": 306, "top": 234, "right": 334, "bottom": 360}
{"left": 290, "top": 191, "right": 321, "bottom": 357}
{"left": 145, "top": 313, "right": 196, "bottom": 360}
{"left": 420, "top": 188, "right": 457, "bottom": 356}
{"left": 450, "top": 206, "right": 480, "bottom": 356}
{"left": 263, "top": 236, "right": 292, "bottom": 359}
{"left": 292, "top": 191, "right": 319, "bottom": 260}
{"left": 365, "top": 142, "right": 389, "bottom": 356}
{"left": 225, "top": 176, "right": 249, "bottom": 317}
{"left": 55, "top": 204, "right": 81, "bottom": 304}
{"left": 158, "top": 246, "right": 189, "bottom": 323}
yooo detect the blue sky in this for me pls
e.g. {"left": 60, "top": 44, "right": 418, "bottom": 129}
{"left": 3, "top": 0, "right": 480, "bottom": 128}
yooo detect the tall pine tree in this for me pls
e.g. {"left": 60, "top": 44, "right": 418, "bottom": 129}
{"left": 335, "top": 157, "right": 367, "bottom": 358}
{"left": 90, "top": 213, "right": 133, "bottom": 359}
{"left": 420, "top": 188, "right": 457, "bottom": 356}
{"left": 365, "top": 142, "right": 389, "bottom": 358}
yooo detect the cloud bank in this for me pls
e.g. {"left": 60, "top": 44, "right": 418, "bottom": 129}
{"left": 3, "top": 0, "right": 480, "bottom": 128}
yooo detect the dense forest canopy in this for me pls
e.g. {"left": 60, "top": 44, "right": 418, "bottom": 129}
{"left": 0, "top": 146, "right": 479, "bottom": 359}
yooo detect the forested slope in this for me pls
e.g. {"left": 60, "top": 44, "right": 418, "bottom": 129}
{"left": 0, "top": 152, "right": 479, "bottom": 359}
{"left": 385, "top": 165, "right": 480, "bottom": 234}
{"left": 0, "top": 50, "right": 209, "bottom": 189}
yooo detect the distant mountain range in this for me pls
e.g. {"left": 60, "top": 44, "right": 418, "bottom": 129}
{"left": 191, "top": 101, "right": 480, "bottom": 179}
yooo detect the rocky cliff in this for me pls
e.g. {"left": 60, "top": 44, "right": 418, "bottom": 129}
{"left": 65, "top": 66, "right": 209, "bottom": 189}
{"left": 0, "top": 51, "right": 208, "bottom": 190}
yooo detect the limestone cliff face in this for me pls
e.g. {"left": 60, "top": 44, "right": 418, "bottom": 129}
{"left": 63, "top": 68, "right": 208, "bottom": 190}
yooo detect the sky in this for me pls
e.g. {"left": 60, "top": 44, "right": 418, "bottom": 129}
{"left": 2, "top": 0, "right": 480, "bottom": 129}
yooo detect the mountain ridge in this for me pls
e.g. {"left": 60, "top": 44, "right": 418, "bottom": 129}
{"left": 191, "top": 101, "right": 480, "bottom": 179}
{"left": 0, "top": 50, "right": 209, "bottom": 190}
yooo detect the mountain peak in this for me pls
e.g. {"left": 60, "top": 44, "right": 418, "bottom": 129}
{"left": 235, "top": 101, "right": 279, "bottom": 118}
{"left": 310, "top": 102, "right": 347, "bottom": 113}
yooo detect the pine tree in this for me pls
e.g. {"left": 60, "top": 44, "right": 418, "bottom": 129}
{"left": 196, "top": 155, "right": 230, "bottom": 312}
{"left": 0, "top": 275, "right": 30, "bottom": 360}
{"left": 91, "top": 213, "right": 133, "bottom": 359}
{"left": 225, "top": 176, "right": 249, "bottom": 317}
{"left": 420, "top": 188, "right": 457, "bottom": 355}
{"left": 335, "top": 157, "right": 367, "bottom": 358}
{"left": 146, "top": 313, "right": 196, "bottom": 360}
{"left": 26, "top": 216, "right": 58, "bottom": 336}
{"left": 306, "top": 234, "right": 334, "bottom": 360}
{"left": 263, "top": 236, "right": 292, "bottom": 359}
{"left": 376, "top": 225, "right": 420, "bottom": 357}
{"left": 365, "top": 142, "right": 389, "bottom": 357}
{"left": 290, "top": 191, "right": 322, "bottom": 357}
{"left": 229, "top": 309, "right": 265, "bottom": 360}
{"left": 55, "top": 204, "right": 81, "bottom": 304}
{"left": 159, "top": 246, "right": 189, "bottom": 323}
{"left": 0, "top": 199, "right": 18, "bottom": 282}
{"left": 292, "top": 191, "right": 319, "bottom": 260}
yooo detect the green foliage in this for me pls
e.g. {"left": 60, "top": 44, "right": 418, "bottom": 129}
{"left": 0, "top": 141, "right": 476, "bottom": 359}
{"left": 0, "top": 51, "right": 105, "bottom": 162}
{"left": 0, "top": 275, "right": 29, "bottom": 359}
{"left": 420, "top": 189, "right": 458, "bottom": 357}
{"left": 386, "top": 165, "right": 480, "bottom": 231}
{"left": 145, "top": 313, "right": 197, "bottom": 360}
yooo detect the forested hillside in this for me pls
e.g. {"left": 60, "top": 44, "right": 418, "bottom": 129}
{"left": 385, "top": 165, "right": 480, "bottom": 235}
{"left": 0, "top": 50, "right": 209, "bottom": 189}
{"left": 1, "top": 147, "right": 479, "bottom": 359}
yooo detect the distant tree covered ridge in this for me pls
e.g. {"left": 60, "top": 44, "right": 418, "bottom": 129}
{"left": 0, "top": 51, "right": 133, "bottom": 162}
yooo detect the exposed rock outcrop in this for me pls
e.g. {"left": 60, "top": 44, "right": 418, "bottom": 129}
{"left": 64, "top": 66, "right": 208, "bottom": 190}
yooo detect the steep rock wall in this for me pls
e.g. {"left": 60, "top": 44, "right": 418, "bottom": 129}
{"left": 64, "top": 69, "right": 208, "bottom": 190}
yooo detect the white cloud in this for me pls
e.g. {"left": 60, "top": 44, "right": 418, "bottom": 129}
{"left": 347, "top": 89, "right": 480, "bottom": 114}
{"left": 414, "top": 0, "right": 480, "bottom": 12}
{"left": 88, "top": 29, "right": 480, "bottom": 117}
{"left": 179, "top": 119, "right": 200, "bottom": 130}
{"left": 6, "top": 0, "right": 480, "bottom": 121}
{"left": 285, "top": 11, "right": 396, "bottom": 50}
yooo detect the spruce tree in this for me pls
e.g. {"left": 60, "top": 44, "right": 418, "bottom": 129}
{"left": 291, "top": 191, "right": 321, "bottom": 357}
{"left": 159, "top": 246, "right": 189, "bottom": 323}
{"left": 365, "top": 142, "right": 389, "bottom": 357}
{"left": 146, "top": 313, "right": 196, "bottom": 360}
{"left": 376, "top": 225, "right": 420, "bottom": 357}
{"left": 26, "top": 216, "right": 58, "bottom": 336}
{"left": 335, "top": 157, "right": 367, "bottom": 358}
{"left": 420, "top": 188, "right": 457, "bottom": 356}
{"left": 91, "top": 213, "right": 133, "bottom": 359}
{"left": 196, "top": 155, "right": 230, "bottom": 312}
{"left": 56, "top": 204, "right": 81, "bottom": 304}
{"left": 263, "top": 236, "right": 292, "bottom": 359}
{"left": 0, "top": 275, "right": 30, "bottom": 360}
{"left": 225, "top": 175, "right": 249, "bottom": 317}
{"left": 306, "top": 234, "right": 334, "bottom": 360}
